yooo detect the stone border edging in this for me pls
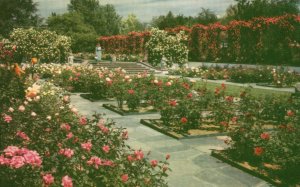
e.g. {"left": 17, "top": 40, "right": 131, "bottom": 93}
{"left": 211, "top": 150, "right": 284, "bottom": 187}
{"left": 103, "top": 104, "right": 158, "bottom": 116}
{"left": 140, "top": 119, "right": 228, "bottom": 140}
{"left": 80, "top": 94, "right": 113, "bottom": 102}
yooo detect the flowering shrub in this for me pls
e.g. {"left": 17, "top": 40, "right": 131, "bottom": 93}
{"left": 223, "top": 90, "right": 300, "bottom": 185}
{"left": 0, "top": 44, "right": 27, "bottom": 113}
{"left": 145, "top": 28, "right": 189, "bottom": 67}
{"left": 10, "top": 28, "right": 71, "bottom": 63}
{"left": 0, "top": 79, "right": 170, "bottom": 186}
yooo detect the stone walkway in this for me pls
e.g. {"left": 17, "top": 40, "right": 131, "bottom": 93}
{"left": 70, "top": 94, "right": 271, "bottom": 187}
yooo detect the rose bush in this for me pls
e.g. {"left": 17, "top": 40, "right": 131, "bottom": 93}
{"left": 0, "top": 79, "right": 170, "bottom": 186}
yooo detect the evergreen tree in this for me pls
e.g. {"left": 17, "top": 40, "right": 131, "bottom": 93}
{"left": 0, "top": 0, "right": 41, "bottom": 37}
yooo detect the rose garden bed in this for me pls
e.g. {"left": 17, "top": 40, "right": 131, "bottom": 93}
{"left": 103, "top": 103, "right": 157, "bottom": 116}
{"left": 211, "top": 150, "right": 300, "bottom": 187}
{"left": 140, "top": 119, "right": 229, "bottom": 139}
{"left": 140, "top": 119, "right": 275, "bottom": 140}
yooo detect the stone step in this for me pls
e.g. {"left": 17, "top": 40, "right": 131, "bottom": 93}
{"left": 94, "top": 62, "right": 155, "bottom": 74}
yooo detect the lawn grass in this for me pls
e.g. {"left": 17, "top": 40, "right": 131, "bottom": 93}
{"left": 194, "top": 80, "right": 292, "bottom": 98}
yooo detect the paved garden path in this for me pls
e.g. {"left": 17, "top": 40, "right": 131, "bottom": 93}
{"left": 70, "top": 94, "right": 271, "bottom": 187}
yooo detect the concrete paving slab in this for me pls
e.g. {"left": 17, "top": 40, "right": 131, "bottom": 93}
{"left": 70, "top": 93, "right": 270, "bottom": 187}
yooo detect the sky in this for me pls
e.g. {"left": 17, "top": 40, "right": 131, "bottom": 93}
{"left": 34, "top": 0, "right": 236, "bottom": 22}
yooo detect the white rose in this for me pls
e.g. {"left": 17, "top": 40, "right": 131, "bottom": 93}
{"left": 18, "top": 105, "right": 25, "bottom": 112}
{"left": 34, "top": 96, "right": 41, "bottom": 101}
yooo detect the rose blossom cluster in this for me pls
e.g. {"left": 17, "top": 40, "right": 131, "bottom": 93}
{"left": 0, "top": 146, "right": 42, "bottom": 169}
{"left": 87, "top": 156, "right": 114, "bottom": 169}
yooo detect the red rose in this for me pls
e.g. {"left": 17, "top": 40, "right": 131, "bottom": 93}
{"left": 254, "top": 147, "right": 264, "bottom": 156}
{"left": 180, "top": 117, "right": 188, "bottom": 124}
{"left": 128, "top": 89, "right": 134, "bottom": 95}
{"left": 169, "top": 100, "right": 177, "bottom": 107}
{"left": 260, "top": 133, "right": 270, "bottom": 140}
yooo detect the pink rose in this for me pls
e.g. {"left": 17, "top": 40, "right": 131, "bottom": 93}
{"left": 128, "top": 89, "right": 134, "bottom": 94}
{"left": 0, "top": 155, "right": 9, "bottom": 165}
{"left": 16, "top": 131, "right": 30, "bottom": 141}
{"left": 151, "top": 160, "right": 158, "bottom": 167}
{"left": 3, "top": 115, "right": 12, "bottom": 123}
{"left": 23, "top": 150, "right": 42, "bottom": 167}
{"left": 43, "top": 174, "right": 54, "bottom": 186}
{"left": 98, "top": 124, "right": 109, "bottom": 134}
{"left": 79, "top": 116, "right": 87, "bottom": 125}
{"left": 10, "top": 156, "right": 25, "bottom": 168}
{"left": 103, "top": 160, "right": 114, "bottom": 167}
{"left": 61, "top": 123, "right": 71, "bottom": 131}
{"left": 59, "top": 149, "right": 74, "bottom": 158}
{"left": 4, "top": 146, "right": 19, "bottom": 157}
{"left": 102, "top": 145, "right": 110, "bottom": 153}
{"left": 81, "top": 142, "right": 92, "bottom": 152}
{"left": 61, "top": 175, "right": 73, "bottom": 187}
{"left": 134, "top": 150, "right": 144, "bottom": 160}
{"left": 127, "top": 155, "right": 134, "bottom": 162}
{"left": 87, "top": 156, "right": 102, "bottom": 169}
{"left": 121, "top": 174, "right": 128, "bottom": 183}
{"left": 66, "top": 132, "right": 73, "bottom": 139}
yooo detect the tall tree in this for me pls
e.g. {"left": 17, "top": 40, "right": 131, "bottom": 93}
{"left": 67, "top": 0, "right": 121, "bottom": 35}
{"left": 0, "top": 0, "right": 40, "bottom": 37}
{"left": 47, "top": 12, "right": 98, "bottom": 52}
{"left": 98, "top": 4, "right": 121, "bottom": 35}
{"left": 230, "top": 0, "right": 299, "bottom": 20}
{"left": 195, "top": 8, "right": 218, "bottom": 25}
{"left": 120, "top": 14, "right": 145, "bottom": 34}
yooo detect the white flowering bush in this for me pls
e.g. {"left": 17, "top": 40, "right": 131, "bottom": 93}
{"left": 145, "top": 28, "right": 188, "bottom": 67}
{"left": 10, "top": 28, "right": 71, "bottom": 63}
{"left": 164, "top": 31, "right": 189, "bottom": 67}
{"left": 145, "top": 28, "right": 167, "bottom": 66}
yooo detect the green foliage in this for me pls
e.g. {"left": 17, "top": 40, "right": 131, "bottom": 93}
{"left": 47, "top": 1, "right": 121, "bottom": 52}
{"left": 196, "top": 8, "right": 218, "bottom": 25}
{"left": 151, "top": 9, "right": 218, "bottom": 29}
{"left": 227, "top": 0, "right": 299, "bottom": 21}
{"left": 0, "top": 0, "right": 41, "bottom": 37}
{"left": 120, "top": 14, "right": 145, "bottom": 34}
{"left": 68, "top": 0, "right": 121, "bottom": 36}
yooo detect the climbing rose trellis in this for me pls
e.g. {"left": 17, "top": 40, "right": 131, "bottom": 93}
{"left": 98, "top": 14, "right": 300, "bottom": 65}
